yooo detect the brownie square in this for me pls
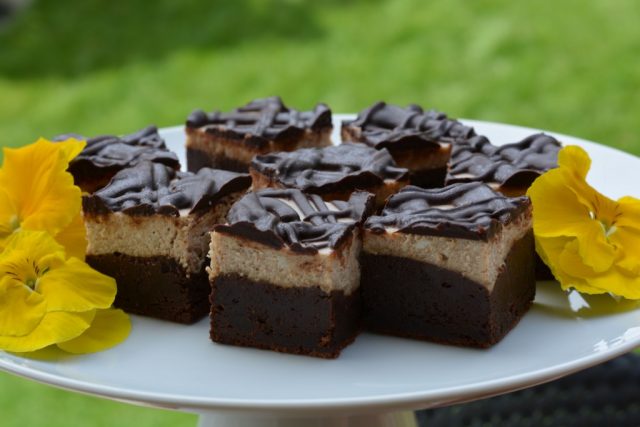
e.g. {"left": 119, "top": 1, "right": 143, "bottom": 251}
{"left": 54, "top": 125, "right": 180, "bottom": 193}
{"left": 209, "top": 189, "right": 375, "bottom": 358}
{"left": 82, "top": 161, "right": 251, "bottom": 324}
{"left": 446, "top": 133, "right": 561, "bottom": 197}
{"left": 185, "top": 97, "right": 333, "bottom": 173}
{"left": 250, "top": 143, "right": 409, "bottom": 207}
{"left": 362, "top": 183, "right": 535, "bottom": 347}
{"left": 341, "top": 102, "right": 475, "bottom": 188}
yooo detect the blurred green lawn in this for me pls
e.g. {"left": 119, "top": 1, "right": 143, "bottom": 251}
{"left": 1, "top": 0, "right": 640, "bottom": 426}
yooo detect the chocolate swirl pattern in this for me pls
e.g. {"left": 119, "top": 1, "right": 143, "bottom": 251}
{"left": 251, "top": 143, "right": 408, "bottom": 194}
{"left": 83, "top": 162, "right": 251, "bottom": 216}
{"left": 366, "top": 182, "right": 530, "bottom": 240}
{"left": 55, "top": 126, "right": 180, "bottom": 170}
{"left": 342, "top": 102, "right": 476, "bottom": 149}
{"left": 447, "top": 133, "right": 561, "bottom": 190}
{"left": 217, "top": 189, "right": 374, "bottom": 254}
{"left": 186, "top": 97, "right": 332, "bottom": 145}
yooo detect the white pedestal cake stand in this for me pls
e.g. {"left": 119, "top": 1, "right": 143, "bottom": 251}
{"left": 3, "top": 119, "right": 640, "bottom": 427}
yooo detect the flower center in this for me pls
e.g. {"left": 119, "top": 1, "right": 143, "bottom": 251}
{"left": 9, "top": 215, "right": 20, "bottom": 232}
{"left": 590, "top": 211, "right": 617, "bottom": 239}
{"left": 25, "top": 277, "right": 37, "bottom": 290}
{"left": 4, "top": 256, "right": 48, "bottom": 293}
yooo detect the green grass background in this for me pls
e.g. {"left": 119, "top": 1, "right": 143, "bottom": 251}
{"left": 1, "top": 0, "right": 640, "bottom": 425}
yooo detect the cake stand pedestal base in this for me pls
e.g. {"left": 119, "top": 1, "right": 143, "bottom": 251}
{"left": 197, "top": 411, "right": 418, "bottom": 427}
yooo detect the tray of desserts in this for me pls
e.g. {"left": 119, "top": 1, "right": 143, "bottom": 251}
{"left": 2, "top": 99, "right": 640, "bottom": 415}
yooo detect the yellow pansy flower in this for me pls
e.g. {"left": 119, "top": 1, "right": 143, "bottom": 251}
{"left": 0, "top": 138, "right": 87, "bottom": 258}
{"left": 0, "top": 230, "right": 130, "bottom": 353}
{"left": 528, "top": 145, "right": 640, "bottom": 299}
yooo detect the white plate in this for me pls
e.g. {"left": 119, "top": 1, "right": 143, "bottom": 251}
{"left": 2, "top": 116, "right": 640, "bottom": 417}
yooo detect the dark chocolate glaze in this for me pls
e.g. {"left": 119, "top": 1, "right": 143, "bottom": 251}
{"left": 186, "top": 97, "right": 332, "bottom": 146}
{"left": 342, "top": 102, "right": 475, "bottom": 150}
{"left": 83, "top": 162, "right": 251, "bottom": 217}
{"left": 54, "top": 125, "right": 180, "bottom": 170}
{"left": 447, "top": 133, "right": 561, "bottom": 189}
{"left": 216, "top": 189, "right": 375, "bottom": 254}
{"left": 251, "top": 144, "right": 408, "bottom": 194}
{"left": 365, "top": 182, "right": 530, "bottom": 240}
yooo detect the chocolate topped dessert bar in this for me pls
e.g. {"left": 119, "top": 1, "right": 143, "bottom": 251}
{"left": 83, "top": 161, "right": 251, "bottom": 323}
{"left": 209, "top": 189, "right": 375, "bottom": 358}
{"left": 250, "top": 143, "right": 409, "bottom": 207}
{"left": 341, "top": 102, "right": 475, "bottom": 187}
{"left": 186, "top": 97, "right": 333, "bottom": 173}
{"left": 447, "top": 133, "right": 561, "bottom": 197}
{"left": 362, "top": 183, "right": 535, "bottom": 348}
{"left": 54, "top": 126, "right": 180, "bottom": 193}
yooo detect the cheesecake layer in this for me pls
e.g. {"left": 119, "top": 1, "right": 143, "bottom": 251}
{"left": 364, "top": 209, "right": 531, "bottom": 291}
{"left": 210, "top": 230, "right": 361, "bottom": 295}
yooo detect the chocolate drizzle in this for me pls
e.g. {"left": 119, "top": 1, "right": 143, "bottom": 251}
{"left": 366, "top": 183, "right": 530, "bottom": 240}
{"left": 251, "top": 144, "right": 408, "bottom": 194}
{"left": 216, "top": 189, "right": 375, "bottom": 254}
{"left": 186, "top": 97, "right": 332, "bottom": 147}
{"left": 83, "top": 162, "right": 251, "bottom": 217}
{"left": 447, "top": 133, "right": 561, "bottom": 190}
{"left": 342, "top": 102, "right": 476, "bottom": 150}
{"left": 55, "top": 125, "right": 180, "bottom": 170}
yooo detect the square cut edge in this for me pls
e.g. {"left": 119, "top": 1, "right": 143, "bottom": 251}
{"left": 361, "top": 205, "right": 536, "bottom": 348}
{"left": 207, "top": 228, "right": 362, "bottom": 358}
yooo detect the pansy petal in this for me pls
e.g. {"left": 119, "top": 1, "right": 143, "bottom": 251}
{"left": 609, "top": 227, "right": 640, "bottom": 274}
{"left": 528, "top": 168, "right": 593, "bottom": 237}
{"left": 0, "top": 310, "right": 94, "bottom": 353}
{"left": 1, "top": 230, "right": 66, "bottom": 263}
{"left": 0, "top": 188, "right": 18, "bottom": 246}
{"left": 0, "top": 139, "right": 82, "bottom": 235}
{"left": 585, "top": 268, "right": 640, "bottom": 300}
{"left": 57, "top": 309, "right": 130, "bottom": 354}
{"left": 55, "top": 212, "right": 87, "bottom": 261}
{"left": 37, "top": 258, "right": 116, "bottom": 312}
{"left": 537, "top": 236, "right": 602, "bottom": 294}
{"left": 574, "top": 220, "right": 616, "bottom": 272}
{"left": 557, "top": 240, "right": 597, "bottom": 279}
{"left": 557, "top": 145, "right": 591, "bottom": 179}
{"left": 0, "top": 277, "right": 46, "bottom": 337}
{"left": 615, "top": 196, "right": 640, "bottom": 231}
{"left": 49, "top": 137, "right": 86, "bottom": 164}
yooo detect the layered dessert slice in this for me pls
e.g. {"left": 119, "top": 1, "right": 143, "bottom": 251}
{"left": 186, "top": 97, "right": 333, "bottom": 173}
{"left": 362, "top": 183, "right": 535, "bottom": 348}
{"left": 341, "top": 102, "right": 475, "bottom": 188}
{"left": 83, "top": 162, "right": 251, "bottom": 324}
{"left": 250, "top": 143, "right": 409, "bottom": 207}
{"left": 447, "top": 133, "right": 561, "bottom": 197}
{"left": 209, "top": 189, "right": 375, "bottom": 358}
{"left": 54, "top": 125, "right": 180, "bottom": 193}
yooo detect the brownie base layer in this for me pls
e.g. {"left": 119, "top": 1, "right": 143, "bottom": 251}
{"left": 210, "top": 274, "right": 361, "bottom": 358}
{"left": 361, "top": 232, "right": 536, "bottom": 348}
{"left": 409, "top": 166, "right": 447, "bottom": 188}
{"left": 87, "top": 254, "right": 210, "bottom": 324}
{"left": 187, "top": 146, "right": 249, "bottom": 173}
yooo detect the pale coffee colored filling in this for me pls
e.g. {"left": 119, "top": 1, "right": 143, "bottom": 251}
{"left": 363, "top": 209, "right": 532, "bottom": 291}
{"left": 209, "top": 230, "right": 361, "bottom": 295}
{"left": 85, "top": 195, "right": 239, "bottom": 276}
